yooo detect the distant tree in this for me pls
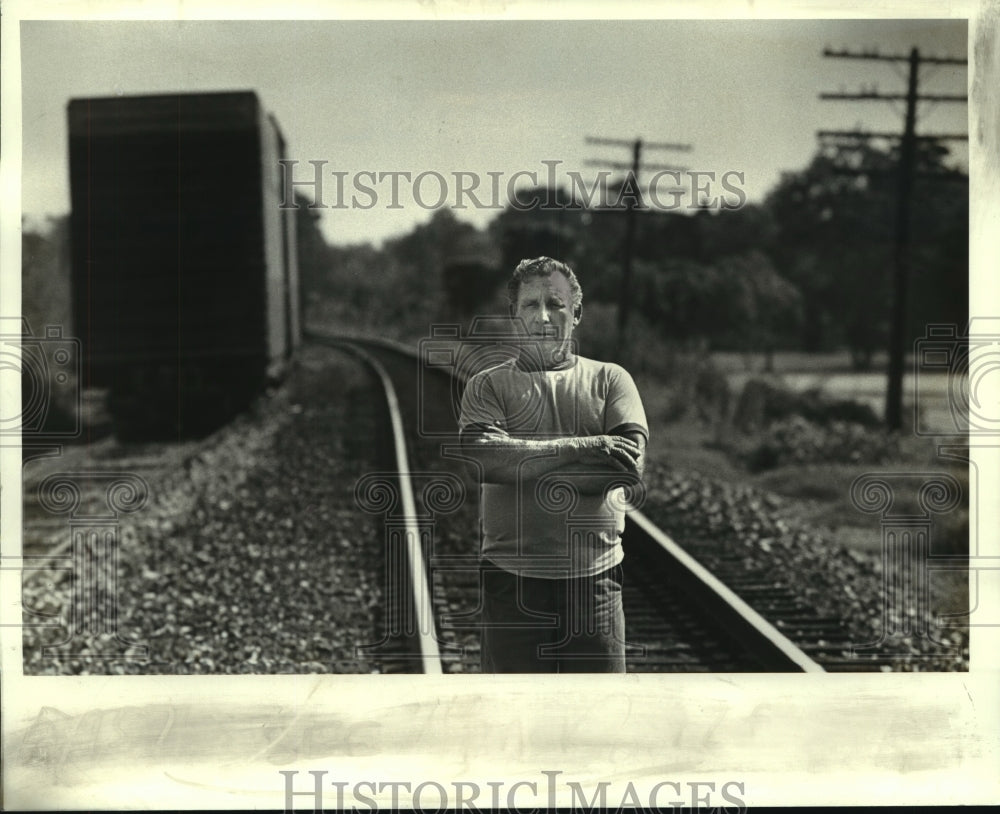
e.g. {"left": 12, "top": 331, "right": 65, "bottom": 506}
{"left": 712, "top": 251, "right": 803, "bottom": 369}
{"left": 765, "top": 143, "right": 893, "bottom": 362}
{"left": 765, "top": 139, "right": 967, "bottom": 367}
{"left": 441, "top": 237, "right": 505, "bottom": 320}
{"left": 632, "top": 256, "right": 721, "bottom": 345}
{"left": 906, "top": 140, "right": 969, "bottom": 341}
{"left": 21, "top": 215, "right": 77, "bottom": 431}
{"left": 294, "top": 199, "right": 335, "bottom": 327}
{"left": 387, "top": 208, "right": 502, "bottom": 325}
{"left": 630, "top": 249, "right": 801, "bottom": 362}
{"left": 387, "top": 208, "right": 475, "bottom": 280}
{"left": 307, "top": 208, "right": 503, "bottom": 338}
{"left": 317, "top": 242, "right": 428, "bottom": 337}
{"left": 693, "top": 204, "right": 779, "bottom": 261}
{"left": 22, "top": 215, "right": 71, "bottom": 333}
{"left": 489, "top": 186, "right": 591, "bottom": 271}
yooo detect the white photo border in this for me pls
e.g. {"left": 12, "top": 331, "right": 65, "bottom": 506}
{"left": 2, "top": 0, "right": 998, "bottom": 809}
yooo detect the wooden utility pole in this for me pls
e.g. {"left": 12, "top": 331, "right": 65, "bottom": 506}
{"left": 584, "top": 136, "right": 691, "bottom": 357}
{"left": 819, "top": 46, "right": 967, "bottom": 430}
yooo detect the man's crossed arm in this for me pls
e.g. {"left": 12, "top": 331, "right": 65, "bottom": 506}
{"left": 460, "top": 424, "right": 646, "bottom": 492}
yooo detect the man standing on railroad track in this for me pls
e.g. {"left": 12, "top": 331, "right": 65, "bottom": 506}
{"left": 459, "top": 256, "right": 648, "bottom": 673}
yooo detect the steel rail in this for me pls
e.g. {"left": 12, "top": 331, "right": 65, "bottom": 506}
{"left": 627, "top": 510, "right": 824, "bottom": 672}
{"left": 306, "top": 330, "right": 824, "bottom": 672}
{"left": 321, "top": 337, "right": 443, "bottom": 675}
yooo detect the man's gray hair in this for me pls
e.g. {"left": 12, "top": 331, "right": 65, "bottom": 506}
{"left": 507, "top": 256, "right": 583, "bottom": 311}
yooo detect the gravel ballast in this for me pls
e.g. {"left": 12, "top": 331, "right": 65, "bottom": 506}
{"left": 22, "top": 342, "right": 969, "bottom": 674}
{"left": 640, "top": 463, "right": 969, "bottom": 671}
{"left": 23, "top": 344, "right": 391, "bottom": 675}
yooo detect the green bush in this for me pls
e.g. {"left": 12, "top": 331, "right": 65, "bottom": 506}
{"left": 733, "top": 377, "right": 880, "bottom": 432}
{"left": 741, "top": 415, "right": 899, "bottom": 472}
{"left": 576, "top": 302, "right": 731, "bottom": 424}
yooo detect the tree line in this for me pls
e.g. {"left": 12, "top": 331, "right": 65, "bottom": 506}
{"left": 22, "top": 140, "right": 967, "bottom": 372}
{"left": 296, "top": 140, "right": 967, "bottom": 369}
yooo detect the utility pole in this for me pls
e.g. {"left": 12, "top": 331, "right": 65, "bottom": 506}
{"left": 819, "top": 46, "right": 967, "bottom": 430}
{"left": 584, "top": 136, "right": 692, "bottom": 357}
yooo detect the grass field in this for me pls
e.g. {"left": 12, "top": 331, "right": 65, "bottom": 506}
{"left": 636, "top": 350, "right": 970, "bottom": 625}
{"left": 637, "top": 349, "right": 968, "bottom": 556}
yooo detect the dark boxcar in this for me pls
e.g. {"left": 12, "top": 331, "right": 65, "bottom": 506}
{"left": 68, "top": 91, "right": 299, "bottom": 437}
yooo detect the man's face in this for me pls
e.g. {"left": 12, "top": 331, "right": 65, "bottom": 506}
{"left": 514, "top": 273, "right": 577, "bottom": 362}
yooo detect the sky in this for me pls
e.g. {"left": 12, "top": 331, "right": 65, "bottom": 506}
{"left": 17, "top": 16, "right": 971, "bottom": 247}
{"left": 3, "top": 7, "right": 1000, "bottom": 808}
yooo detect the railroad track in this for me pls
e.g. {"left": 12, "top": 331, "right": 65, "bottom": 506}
{"left": 20, "top": 333, "right": 861, "bottom": 674}
{"left": 21, "top": 437, "right": 202, "bottom": 557}
{"left": 318, "top": 339, "right": 443, "bottom": 675}
{"left": 20, "top": 344, "right": 402, "bottom": 674}
{"left": 308, "top": 330, "right": 826, "bottom": 674}
{"left": 18, "top": 433, "right": 206, "bottom": 658}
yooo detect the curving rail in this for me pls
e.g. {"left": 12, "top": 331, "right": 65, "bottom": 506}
{"left": 308, "top": 330, "right": 825, "bottom": 673}
{"left": 324, "top": 339, "right": 444, "bottom": 674}
{"left": 627, "top": 510, "right": 824, "bottom": 671}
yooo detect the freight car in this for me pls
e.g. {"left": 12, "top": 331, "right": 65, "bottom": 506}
{"left": 68, "top": 91, "right": 300, "bottom": 438}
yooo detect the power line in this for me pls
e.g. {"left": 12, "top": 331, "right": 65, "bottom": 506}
{"left": 818, "top": 46, "right": 968, "bottom": 430}
{"left": 822, "top": 47, "right": 967, "bottom": 66}
{"left": 584, "top": 159, "right": 690, "bottom": 173}
{"left": 817, "top": 129, "right": 968, "bottom": 141}
{"left": 584, "top": 136, "right": 693, "bottom": 357}
{"left": 820, "top": 91, "right": 968, "bottom": 102}
{"left": 585, "top": 136, "right": 693, "bottom": 152}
